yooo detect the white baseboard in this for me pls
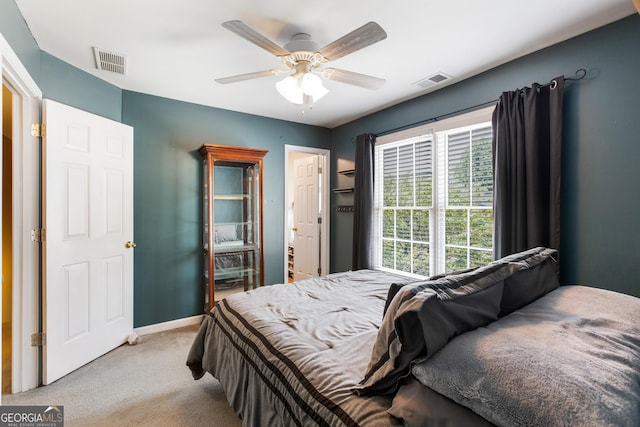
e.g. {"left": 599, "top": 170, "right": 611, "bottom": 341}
{"left": 134, "top": 315, "right": 204, "bottom": 336}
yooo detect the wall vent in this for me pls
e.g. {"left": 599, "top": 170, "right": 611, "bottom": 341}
{"left": 412, "top": 72, "right": 451, "bottom": 89}
{"left": 93, "top": 47, "right": 127, "bottom": 75}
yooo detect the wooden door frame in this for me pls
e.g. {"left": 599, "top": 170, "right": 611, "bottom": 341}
{"left": 283, "top": 145, "right": 330, "bottom": 283}
{"left": 1, "top": 33, "right": 42, "bottom": 394}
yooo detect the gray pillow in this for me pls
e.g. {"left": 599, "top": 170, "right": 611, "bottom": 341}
{"left": 214, "top": 224, "right": 240, "bottom": 244}
{"left": 383, "top": 267, "right": 478, "bottom": 318}
{"left": 357, "top": 265, "right": 506, "bottom": 395}
{"left": 498, "top": 248, "right": 559, "bottom": 316}
{"left": 410, "top": 285, "right": 640, "bottom": 427}
{"left": 356, "top": 246, "right": 559, "bottom": 396}
{"left": 389, "top": 378, "right": 495, "bottom": 427}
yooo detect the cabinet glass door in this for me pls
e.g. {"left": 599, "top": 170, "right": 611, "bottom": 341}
{"left": 202, "top": 156, "right": 211, "bottom": 311}
{"left": 200, "top": 144, "right": 267, "bottom": 311}
{"left": 212, "top": 163, "right": 260, "bottom": 300}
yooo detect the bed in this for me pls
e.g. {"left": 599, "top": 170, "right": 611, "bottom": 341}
{"left": 187, "top": 247, "right": 640, "bottom": 426}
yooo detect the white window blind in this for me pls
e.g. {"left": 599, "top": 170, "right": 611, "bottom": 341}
{"left": 438, "top": 125, "right": 493, "bottom": 273}
{"left": 376, "top": 137, "right": 433, "bottom": 276}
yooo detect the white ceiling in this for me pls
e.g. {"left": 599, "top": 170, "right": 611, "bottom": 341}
{"left": 15, "top": 0, "right": 637, "bottom": 128}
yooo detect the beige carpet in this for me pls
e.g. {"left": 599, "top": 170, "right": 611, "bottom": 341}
{"left": 3, "top": 325, "right": 242, "bottom": 427}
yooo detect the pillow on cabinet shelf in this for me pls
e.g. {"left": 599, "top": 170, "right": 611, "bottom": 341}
{"left": 215, "top": 224, "right": 241, "bottom": 244}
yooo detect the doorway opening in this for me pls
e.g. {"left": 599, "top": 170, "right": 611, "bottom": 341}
{"left": 1, "top": 34, "right": 43, "bottom": 395}
{"left": 283, "top": 145, "right": 330, "bottom": 283}
{"left": 2, "top": 83, "right": 13, "bottom": 395}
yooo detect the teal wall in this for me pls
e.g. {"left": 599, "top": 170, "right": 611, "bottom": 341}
{"left": 1, "top": 2, "right": 122, "bottom": 121}
{"left": 0, "top": 0, "right": 41, "bottom": 82}
{"left": 121, "top": 91, "right": 330, "bottom": 326}
{"left": 330, "top": 14, "right": 640, "bottom": 298}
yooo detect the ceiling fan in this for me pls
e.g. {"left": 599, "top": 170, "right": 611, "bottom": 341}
{"left": 215, "top": 20, "right": 387, "bottom": 105}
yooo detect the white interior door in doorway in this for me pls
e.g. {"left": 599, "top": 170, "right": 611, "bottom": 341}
{"left": 42, "top": 99, "right": 134, "bottom": 384}
{"left": 284, "top": 146, "right": 330, "bottom": 284}
{"left": 292, "top": 155, "right": 321, "bottom": 281}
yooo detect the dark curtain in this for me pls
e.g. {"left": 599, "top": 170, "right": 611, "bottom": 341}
{"left": 492, "top": 76, "right": 564, "bottom": 259}
{"left": 352, "top": 133, "right": 376, "bottom": 270}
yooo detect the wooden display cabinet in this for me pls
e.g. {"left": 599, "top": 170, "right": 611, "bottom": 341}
{"left": 199, "top": 144, "right": 268, "bottom": 311}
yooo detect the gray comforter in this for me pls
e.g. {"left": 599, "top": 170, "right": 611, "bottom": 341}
{"left": 187, "top": 269, "right": 413, "bottom": 426}
{"left": 411, "top": 285, "right": 640, "bottom": 427}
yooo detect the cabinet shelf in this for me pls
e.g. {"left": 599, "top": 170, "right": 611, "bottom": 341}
{"left": 213, "top": 244, "right": 258, "bottom": 254}
{"left": 213, "top": 194, "right": 253, "bottom": 201}
{"left": 213, "top": 221, "right": 257, "bottom": 227}
{"left": 214, "top": 266, "right": 259, "bottom": 280}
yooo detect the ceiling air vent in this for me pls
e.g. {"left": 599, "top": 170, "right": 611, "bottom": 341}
{"left": 412, "top": 72, "right": 451, "bottom": 89}
{"left": 93, "top": 47, "right": 127, "bottom": 75}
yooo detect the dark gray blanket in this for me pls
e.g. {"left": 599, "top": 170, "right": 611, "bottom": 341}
{"left": 411, "top": 285, "right": 640, "bottom": 427}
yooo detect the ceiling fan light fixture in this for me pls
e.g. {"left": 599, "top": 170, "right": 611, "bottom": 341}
{"left": 276, "top": 72, "right": 328, "bottom": 105}
{"left": 302, "top": 73, "right": 329, "bottom": 101}
{"left": 218, "top": 20, "right": 387, "bottom": 107}
{"left": 276, "top": 76, "right": 302, "bottom": 104}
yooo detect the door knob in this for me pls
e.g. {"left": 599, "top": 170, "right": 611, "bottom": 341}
{"left": 292, "top": 227, "right": 298, "bottom": 232}
{"left": 125, "top": 241, "right": 137, "bottom": 249}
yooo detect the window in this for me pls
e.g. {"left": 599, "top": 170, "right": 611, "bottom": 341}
{"left": 373, "top": 108, "right": 494, "bottom": 277}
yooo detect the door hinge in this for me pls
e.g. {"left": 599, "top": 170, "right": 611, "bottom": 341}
{"left": 31, "top": 332, "right": 46, "bottom": 347}
{"left": 31, "top": 123, "right": 46, "bottom": 137}
{"left": 31, "top": 228, "right": 45, "bottom": 243}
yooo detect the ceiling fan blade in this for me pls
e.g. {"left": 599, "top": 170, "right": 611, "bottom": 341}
{"left": 322, "top": 68, "right": 385, "bottom": 90}
{"left": 317, "top": 22, "right": 387, "bottom": 61}
{"left": 215, "top": 69, "right": 282, "bottom": 84}
{"left": 222, "top": 20, "right": 290, "bottom": 57}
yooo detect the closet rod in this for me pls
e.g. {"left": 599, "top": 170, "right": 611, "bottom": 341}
{"left": 375, "top": 68, "right": 586, "bottom": 138}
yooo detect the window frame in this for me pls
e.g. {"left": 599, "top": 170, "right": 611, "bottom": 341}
{"left": 373, "top": 107, "right": 494, "bottom": 278}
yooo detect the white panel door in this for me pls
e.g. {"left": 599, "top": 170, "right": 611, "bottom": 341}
{"left": 293, "top": 156, "right": 320, "bottom": 281}
{"left": 42, "top": 99, "right": 134, "bottom": 384}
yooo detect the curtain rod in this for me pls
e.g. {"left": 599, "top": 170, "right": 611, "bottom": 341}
{"left": 375, "top": 99, "right": 497, "bottom": 137}
{"left": 374, "top": 68, "right": 587, "bottom": 138}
